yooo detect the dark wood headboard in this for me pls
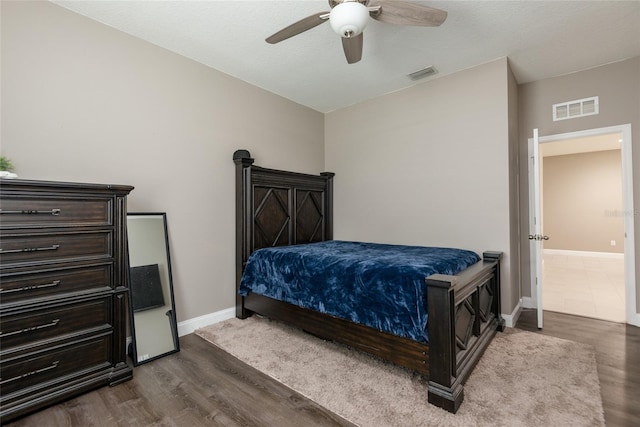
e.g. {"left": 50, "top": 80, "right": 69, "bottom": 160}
{"left": 233, "top": 149, "right": 335, "bottom": 316}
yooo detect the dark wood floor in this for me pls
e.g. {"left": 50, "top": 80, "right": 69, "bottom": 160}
{"left": 3, "top": 334, "right": 354, "bottom": 427}
{"left": 4, "top": 310, "right": 640, "bottom": 426}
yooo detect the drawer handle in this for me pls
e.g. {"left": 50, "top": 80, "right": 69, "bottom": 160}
{"left": 0, "top": 319, "right": 60, "bottom": 338}
{"left": 0, "top": 209, "right": 61, "bottom": 216}
{"left": 0, "top": 279, "right": 61, "bottom": 295}
{"left": 0, "top": 244, "right": 60, "bottom": 255}
{"left": 0, "top": 360, "right": 60, "bottom": 386}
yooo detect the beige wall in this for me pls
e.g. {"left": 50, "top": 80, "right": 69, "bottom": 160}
{"left": 507, "top": 61, "right": 522, "bottom": 312}
{"left": 0, "top": 1, "right": 325, "bottom": 322}
{"left": 518, "top": 57, "right": 640, "bottom": 311}
{"left": 325, "top": 58, "right": 518, "bottom": 314}
{"left": 6, "top": 2, "right": 635, "bottom": 323}
{"left": 543, "top": 150, "right": 624, "bottom": 253}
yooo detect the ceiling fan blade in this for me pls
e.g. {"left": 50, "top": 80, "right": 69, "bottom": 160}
{"left": 371, "top": 1, "right": 447, "bottom": 26}
{"left": 266, "top": 12, "right": 330, "bottom": 44}
{"left": 342, "top": 33, "right": 363, "bottom": 64}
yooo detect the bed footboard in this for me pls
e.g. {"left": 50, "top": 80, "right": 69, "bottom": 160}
{"left": 426, "top": 251, "right": 504, "bottom": 413}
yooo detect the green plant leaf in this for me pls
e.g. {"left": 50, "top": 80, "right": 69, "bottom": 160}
{"left": 0, "top": 156, "right": 15, "bottom": 172}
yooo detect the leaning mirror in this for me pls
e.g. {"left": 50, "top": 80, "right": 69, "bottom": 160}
{"left": 126, "top": 212, "right": 179, "bottom": 365}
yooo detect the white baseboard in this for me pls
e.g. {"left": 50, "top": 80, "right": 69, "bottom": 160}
{"left": 627, "top": 312, "right": 640, "bottom": 327}
{"left": 543, "top": 249, "right": 624, "bottom": 259}
{"left": 521, "top": 296, "right": 536, "bottom": 309}
{"left": 177, "top": 307, "right": 235, "bottom": 337}
{"left": 501, "top": 299, "right": 522, "bottom": 328}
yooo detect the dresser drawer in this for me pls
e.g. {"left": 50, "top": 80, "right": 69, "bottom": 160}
{"left": 0, "top": 264, "right": 112, "bottom": 306}
{"left": 0, "top": 196, "right": 112, "bottom": 229}
{"left": 0, "top": 334, "right": 111, "bottom": 397}
{"left": 0, "top": 298, "right": 111, "bottom": 351}
{"left": 0, "top": 231, "right": 112, "bottom": 267}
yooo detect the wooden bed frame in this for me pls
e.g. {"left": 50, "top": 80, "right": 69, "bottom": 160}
{"left": 233, "top": 149, "right": 505, "bottom": 413}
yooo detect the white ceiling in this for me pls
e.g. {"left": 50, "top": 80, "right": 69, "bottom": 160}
{"left": 52, "top": 0, "right": 640, "bottom": 113}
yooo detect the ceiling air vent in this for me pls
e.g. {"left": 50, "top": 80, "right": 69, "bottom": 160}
{"left": 552, "top": 96, "right": 599, "bottom": 121}
{"left": 408, "top": 66, "right": 438, "bottom": 81}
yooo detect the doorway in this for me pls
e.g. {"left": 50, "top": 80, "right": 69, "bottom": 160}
{"left": 540, "top": 133, "right": 624, "bottom": 322}
{"left": 529, "top": 124, "right": 637, "bottom": 326}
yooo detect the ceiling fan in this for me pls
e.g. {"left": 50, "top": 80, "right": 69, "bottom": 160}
{"left": 265, "top": 0, "right": 447, "bottom": 64}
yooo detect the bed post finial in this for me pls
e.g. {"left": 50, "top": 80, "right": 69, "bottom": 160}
{"left": 233, "top": 149, "right": 253, "bottom": 164}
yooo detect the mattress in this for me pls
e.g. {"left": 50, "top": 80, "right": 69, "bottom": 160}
{"left": 239, "top": 240, "right": 481, "bottom": 343}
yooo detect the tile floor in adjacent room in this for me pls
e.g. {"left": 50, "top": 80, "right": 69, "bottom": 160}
{"left": 542, "top": 251, "right": 626, "bottom": 323}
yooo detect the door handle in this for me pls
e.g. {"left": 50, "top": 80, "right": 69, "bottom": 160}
{"left": 528, "top": 234, "right": 550, "bottom": 241}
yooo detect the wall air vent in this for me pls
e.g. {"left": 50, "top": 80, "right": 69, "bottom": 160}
{"left": 408, "top": 66, "right": 438, "bottom": 81}
{"left": 552, "top": 96, "right": 599, "bottom": 121}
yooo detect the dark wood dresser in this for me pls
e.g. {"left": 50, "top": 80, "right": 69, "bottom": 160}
{"left": 0, "top": 179, "right": 134, "bottom": 423}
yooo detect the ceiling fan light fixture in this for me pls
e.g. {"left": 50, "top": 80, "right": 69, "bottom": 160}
{"left": 329, "top": 1, "right": 369, "bottom": 38}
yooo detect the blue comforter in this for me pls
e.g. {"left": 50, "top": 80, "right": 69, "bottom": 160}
{"left": 239, "top": 240, "right": 480, "bottom": 343}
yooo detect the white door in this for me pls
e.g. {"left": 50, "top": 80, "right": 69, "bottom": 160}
{"left": 528, "top": 128, "right": 547, "bottom": 329}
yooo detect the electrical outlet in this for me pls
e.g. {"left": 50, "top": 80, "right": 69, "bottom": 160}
{"left": 610, "top": 240, "right": 616, "bottom": 246}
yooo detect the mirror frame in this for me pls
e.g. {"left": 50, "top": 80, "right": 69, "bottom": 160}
{"left": 126, "top": 212, "right": 179, "bottom": 366}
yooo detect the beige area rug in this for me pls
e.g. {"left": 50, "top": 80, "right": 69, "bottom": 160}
{"left": 195, "top": 316, "right": 604, "bottom": 427}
